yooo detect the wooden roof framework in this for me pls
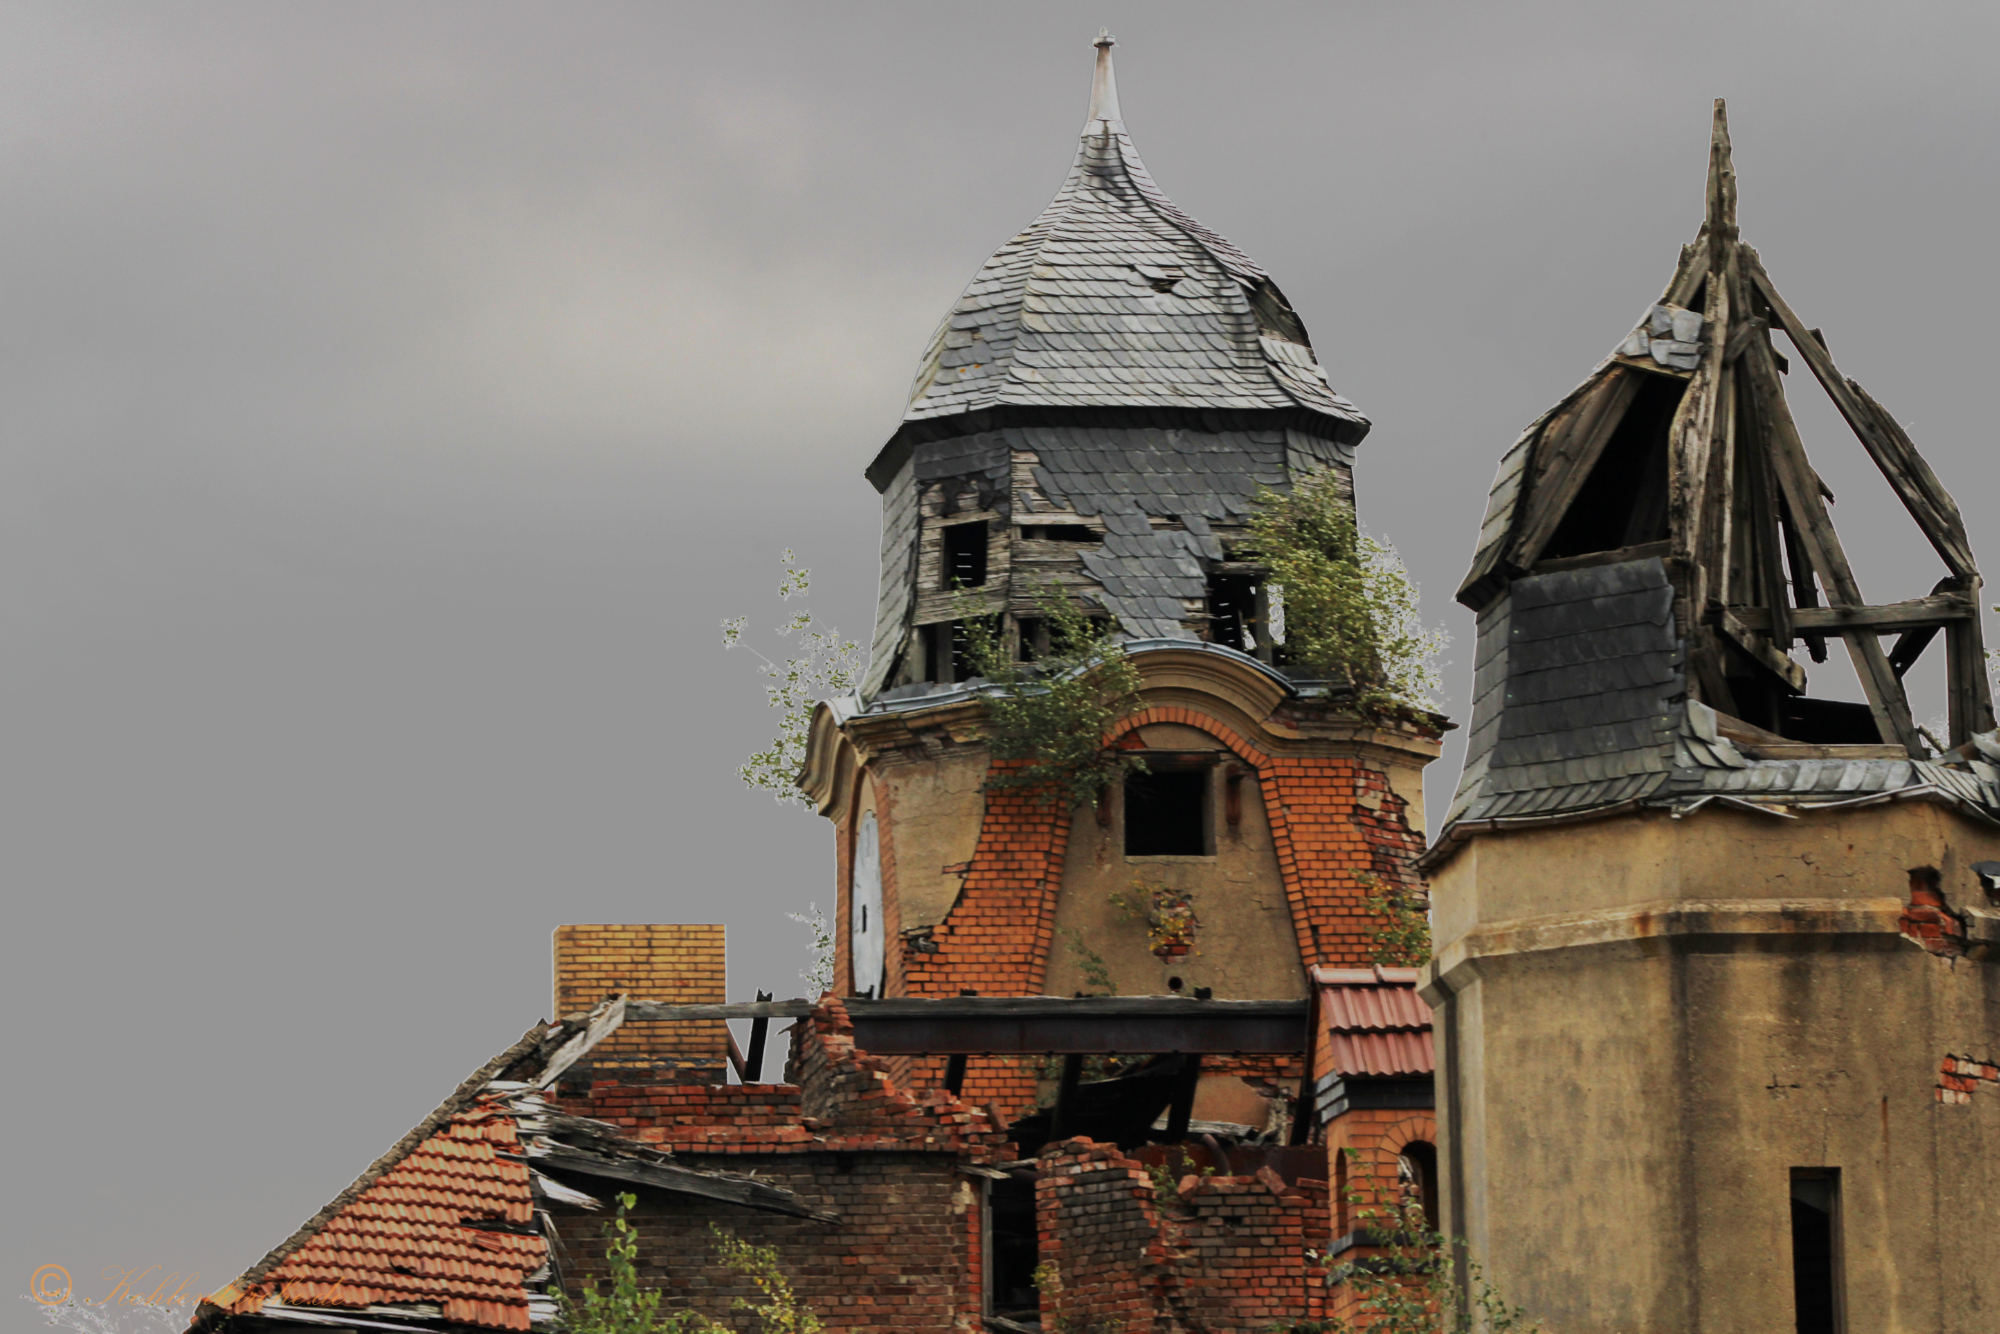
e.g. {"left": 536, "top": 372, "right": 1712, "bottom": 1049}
{"left": 1462, "top": 100, "right": 1990, "bottom": 758}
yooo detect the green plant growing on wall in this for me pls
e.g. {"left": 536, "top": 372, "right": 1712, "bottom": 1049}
{"left": 1110, "top": 880, "right": 1200, "bottom": 958}
{"left": 711, "top": 1226, "right": 823, "bottom": 1334}
{"left": 958, "top": 585, "right": 1146, "bottom": 807}
{"left": 722, "top": 551, "right": 866, "bottom": 807}
{"left": 561, "top": 1195, "right": 824, "bottom": 1334}
{"left": 560, "top": 1192, "right": 703, "bottom": 1334}
{"left": 1359, "top": 871, "right": 1432, "bottom": 968}
{"left": 1145, "top": 1147, "right": 1217, "bottom": 1202}
{"left": 1058, "top": 925, "right": 1118, "bottom": 996}
{"left": 1247, "top": 468, "right": 1445, "bottom": 715}
{"left": 1279, "top": 1155, "right": 1537, "bottom": 1334}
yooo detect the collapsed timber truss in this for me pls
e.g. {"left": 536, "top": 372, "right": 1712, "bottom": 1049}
{"left": 1461, "top": 100, "right": 1991, "bottom": 759}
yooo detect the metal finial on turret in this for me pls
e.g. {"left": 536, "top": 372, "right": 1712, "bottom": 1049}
{"left": 1088, "top": 28, "right": 1122, "bottom": 124}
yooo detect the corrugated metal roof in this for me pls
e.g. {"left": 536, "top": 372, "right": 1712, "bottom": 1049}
{"left": 900, "top": 37, "right": 1365, "bottom": 438}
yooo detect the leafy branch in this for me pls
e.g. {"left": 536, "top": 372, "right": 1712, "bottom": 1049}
{"left": 1247, "top": 468, "right": 1445, "bottom": 715}
{"left": 959, "top": 585, "right": 1146, "bottom": 807}
{"left": 722, "top": 551, "right": 865, "bottom": 807}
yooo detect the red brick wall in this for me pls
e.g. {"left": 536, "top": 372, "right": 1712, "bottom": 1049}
{"left": 897, "top": 764, "right": 1073, "bottom": 1114}
{"left": 553, "top": 924, "right": 727, "bottom": 1067}
{"left": 550, "top": 1000, "right": 1009, "bottom": 1332}
{"left": 555, "top": 1152, "right": 977, "bottom": 1333}
{"left": 1036, "top": 1138, "right": 1331, "bottom": 1334}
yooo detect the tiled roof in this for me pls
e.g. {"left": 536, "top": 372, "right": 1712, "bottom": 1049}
{"left": 900, "top": 36, "right": 1365, "bottom": 438}
{"left": 1313, "top": 966, "right": 1433, "bottom": 1078}
{"left": 199, "top": 1027, "right": 554, "bottom": 1334}
{"left": 252, "top": 1105, "right": 541, "bottom": 1329}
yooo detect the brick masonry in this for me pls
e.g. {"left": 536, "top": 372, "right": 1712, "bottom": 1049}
{"left": 553, "top": 924, "right": 728, "bottom": 1068}
{"left": 550, "top": 1000, "right": 1008, "bottom": 1333}
{"left": 1035, "top": 1137, "right": 1332, "bottom": 1334}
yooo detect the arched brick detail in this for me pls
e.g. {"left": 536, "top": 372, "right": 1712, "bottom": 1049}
{"left": 1107, "top": 706, "right": 1427, "bottom": 970}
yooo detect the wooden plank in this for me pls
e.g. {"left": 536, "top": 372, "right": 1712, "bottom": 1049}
{"left": 1508, "top": 368, "right": 1643, "bottom": 568}
{"left": 535, "top": 1146, "right": 839, "bottom": 1222}
{"left": 1744, "top": 250, "right": 1977, "bottom": 577}
{"left": 1531, "top": 539, "right": 1671, "bottom": 575}
{"left": 1667, "top": 254, "right": 1729, "bottom": 594}
{"left": 535, "top": 996, "right": 626, "bottom": 1089}
{"left": 1887, "top": 625, "right": 1940, "bottom": 679}
{"left": 1737, "top": 338, "right": 1921, "bottom": 755}
{"left": 744, "top": 989, "right": 772, "bottom": 1083}
{"left": 1728, "top": 596, "right": 1972, "bottom": 634}
{"left": 1716, "top": 610, "right": 1806, "bottom": 692}
{"left": 615, "top": 1000, "right": 814, "bottom": 1022}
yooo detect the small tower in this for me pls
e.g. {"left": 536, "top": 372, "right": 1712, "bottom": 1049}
{"left": 801, "top": 34, "right": 1444, "bottom": 1122}
{"left": 1424, "top": 102, "right": 2000, "bottom": 1330}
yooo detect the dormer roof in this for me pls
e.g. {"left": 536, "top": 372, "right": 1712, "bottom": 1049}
{"left": 898, "top": 32, "right": 1366, "bottom": 440}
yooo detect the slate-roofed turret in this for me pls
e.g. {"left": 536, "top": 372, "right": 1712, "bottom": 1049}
{"left": 900, "top": 32, "right": 1365, "bottom": 430}
{"left": 1435, "top": 101, "right": 1998, "bottom": 847}
{"left": 862, "top": 32, "right": 1368, "bottom": 701}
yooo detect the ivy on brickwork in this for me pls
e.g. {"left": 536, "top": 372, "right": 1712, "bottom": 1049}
{"left": 1359, "top": 871, "right": 1433, "bottom": 968}
{"left": 1285, "top": 1156, "right": 1538, "bottom": 1334}
{"left": 1247, "top": 468, "right": 1445, "bottom": 716}
{"left": 959, "top": 584, "right": 1146, "bottom": 807}
{"left": 561, "top": 1194, "right": 823, "bottom": 1334}
{"left": 722, "top": 551, "right": 866, "bottom": 807}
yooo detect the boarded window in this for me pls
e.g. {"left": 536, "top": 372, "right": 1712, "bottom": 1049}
{"left": 1125, "top": 766, "right": 1209, "bottom": 856}
{"left": 943, "top": 522, "right": 988, "bottom": 589}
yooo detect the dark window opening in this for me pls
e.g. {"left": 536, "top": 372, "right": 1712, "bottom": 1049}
{"left": 1790, "top": 1169, "right": 1842, "bottom": 1334}
{"left": 1125, "top": 766, "right": 1209, "bottom": 856}
{"left": 923, "top": 621, "right": 974, "bottom": 684}
{"left": 1780, "top": 697, "right": 1882, "bottom": 746}
{"left": 942, "top": 522, "right": 988, "bottom": 589}
{"left": 1541, "top": 375, "right": 1685, "bottom": 560}
{"left": 987, "top": 1178, "right": 1040, "bottom": 1320}
{"left": 1020, "top": 524, "right": 1099, "bottom": 542}
{"left": 1016, "top": 617, "right": 1047, "bottom": 663}
{"left": 1206, "top": 573, "right": 1261, "bottom": 652}
{"left": 1398, "top": 1142, "right": 1440, "bottom": 1228}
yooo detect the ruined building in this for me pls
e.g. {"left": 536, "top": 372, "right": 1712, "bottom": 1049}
{"left": 1422, "top": 102, "right": 2000, "bottom": 1332}
{"left": 800, "top": 29, "right": 1441, "bottom": 1127}
{"left": 187, "top": 36, "right": 1441, "bottom": 1334}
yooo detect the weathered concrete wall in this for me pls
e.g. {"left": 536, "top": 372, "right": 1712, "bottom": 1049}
{"left": 1425, "top": 802, "right": 2000, "bottom": 1333}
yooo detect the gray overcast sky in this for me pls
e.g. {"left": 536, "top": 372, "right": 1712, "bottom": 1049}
{"left": 7, "top": 0, "right": 1997, "bottom": 1313}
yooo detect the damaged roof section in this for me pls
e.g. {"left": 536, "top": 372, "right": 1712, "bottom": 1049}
{"left": 1436, "top": 100, "right": 1998, "bottom": 853}
{"left": 188, "top": 999, "right": 848, "bottom": 1334}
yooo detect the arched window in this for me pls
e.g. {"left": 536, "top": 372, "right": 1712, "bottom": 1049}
{"left": 1397, "top": 1141, "right": 1439, "bottom": 1229}
{"left": 850, "top": 811, "right": 884, "bottom": 998}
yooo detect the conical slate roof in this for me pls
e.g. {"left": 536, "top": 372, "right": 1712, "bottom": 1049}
{"left": 902, "top": 32, "right": 1366, "bottom": 440}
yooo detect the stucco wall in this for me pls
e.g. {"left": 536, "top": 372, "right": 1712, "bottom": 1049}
{"left": 1426, "top": 802, "right": 2000, "bottom": 1333}
{"left": 1043, "top": 721, "right": 1305, "bottom": 1002}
